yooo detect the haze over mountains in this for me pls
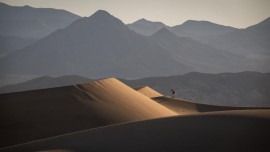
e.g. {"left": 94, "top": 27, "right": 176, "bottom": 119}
{"left": 0, "top": 7, "right": 267, "bottom": 78}
{"left": 151, "top": 28, "right": 247, "bottom": 73}
{"left": 127, "top": 19, "right": 237, "bottom": 39}
{"left": 0, "top": 2, "right": 80, "bottom": 39}
{"left": 128, "top": 18, "right": 270, "bottom": 65}
{"left": 0, "top": 3, "right": 80, "bottom": 56}
{"left": 202, "top": 17, "right": 270, "bottom": 56}
{"left": 127, "top": 18, "right": 168, "bottom": 36}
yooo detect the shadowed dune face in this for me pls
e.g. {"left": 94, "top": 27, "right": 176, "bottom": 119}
{"left": 37, "top": 150, "right": 74, "bottom": 152}
{"left": 153, "top": 96, "right": 269, "bottom": 114}
{"left": 3, "top": 110, "right": 270, "bottom": 152}
{"left": 0, "top": 78, "right": 176, "bottom": 148}
{"left": 134, "top": 86, "right": 163, "bottom": 98}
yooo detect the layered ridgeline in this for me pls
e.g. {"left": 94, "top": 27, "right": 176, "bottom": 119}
{"left": 0, "top": 35, "right": 37, "bottom": 56}
{"left": 0, "top": 3, "right": 80, "bottom": 55}
{"left": 0, "top": 10, "right": 189, "bottom": 78}
{"left": 0, "top": 78, "right": 176, "bottom": 147}
{"left": 0, "top": 2, "right": 80, "bottom": 39}
{"left": 128, "top": 18, "right": 237, "bottom": 39}
{"left": 127, "top": 18, "right": 168, "bottom": 36}
{"left": 151, "top": 28, "right": 248, "bottom": 73}
{"left": 0, "top": 10, "right": 258, "bottom": 79}
{"left": 128, "top": 18, "right": 270, "bottom": 71}
{"left": 202, "top": 17, "right": 270, "bottom": 56}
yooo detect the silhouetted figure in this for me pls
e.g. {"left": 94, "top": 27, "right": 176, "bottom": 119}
{"left": 170, "top": 89, "right": 175, "bottom": 98}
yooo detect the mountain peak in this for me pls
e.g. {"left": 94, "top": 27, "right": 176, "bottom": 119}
{"left": 91, "top": 10, "right": 111, "bottom": 17}
{"left": 182, "top": 20, "right": 211, "bottom": 26}
{"left": 152, "top": 27, "right": 177, "bottom": 38}
{"left": 138, "top": 18, "right": 147, "bottom": 22}
{"left": 133, "top": 18, "right": 166, "bottom": 26}
{"left": 93, "top": 10, "right": 111, "bottom": 15}
{"left": 133, "top": 18, "right": 152, "bottom": 24}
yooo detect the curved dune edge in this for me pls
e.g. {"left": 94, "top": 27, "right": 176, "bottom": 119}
{"left": 153, "top": 96, "right": 270, "bottom": 114}
{"left": 133, "top": 86, "right": 163, "bottom": 98}
{"left": 0, "top": 78, "right": 176, "bottom": 148}
{"left": 2, "top": 109, "right": 270, "bottom": 152}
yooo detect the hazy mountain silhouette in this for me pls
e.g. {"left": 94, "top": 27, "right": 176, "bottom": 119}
{"left": 151, "top": 28, "right": 249, "bottom": 73}
{"left": 0, "top": 2, "right": 80, "bottom": 38}
{"left": 202, "top": 17, "right": 270, "bottom": 56}
{"left": 0, "top": 75, "right": 93, "bottom": 94}
{"left": 170, "top": 20, "right": 237, "bottom": 40}
{"left": 127, "top": 18, "right": 237, "bottom": 39}
{"left": 0, "top": 10, "right": 189, "bottom": 78}
{"left": 127, "top": 18, "right": 168, "bottom": 36}
{"left": 0, "top": 35, "right": 37, "bottom": 56}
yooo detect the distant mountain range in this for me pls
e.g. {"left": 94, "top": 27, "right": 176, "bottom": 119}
{"left": 127, "top": 18, "right": 168, "bottom": 36}
{"left": 1, "top": 72, "right": 269, "bottom": 107}
{"left": 201, "top": 17, "right": 270, "bottom": 56}
{"left": 127, "top": 19, "right": 237, "bottom": 39}
{"left": 0, "top": 10, "right": 191, "bottom": 78}
{"left": 128, "top": 17, "right": 270, "bottom": 57}
{"left": 0, "top": 3, "right": 269, "bottom": 79}
{"left": 170, "top": 20, "right": 237, "bottom": 39}
{"left": 0, "top": 8, "right": 263, "bottom": 78}
{"left": 150, "top": 28, "right": 247, "bottom": 73}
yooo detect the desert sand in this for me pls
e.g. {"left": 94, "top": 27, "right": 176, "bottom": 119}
{"left": 2, "top": 109, "right": 270, "bottom": 152}
{"left": 134, "top": 86, "right": 263, "bottom": 115}
{"left": 134, "top": 86, "right": 163, "bottom": 98}
{"left": 0, "top": 78, "right": 176, "bottom": 147}
{"left": 153, "top": 96, "right": 266, "bottom": 114}
{"left": 1, "top": 78, "right": 269, "bottom": 151}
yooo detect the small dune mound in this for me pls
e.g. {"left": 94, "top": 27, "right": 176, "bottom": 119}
{"left": 134, "top": 86, "right": 163, "bottom": 98}
{"left": 0, "top": 78, "right": 176, "bottom": 148}
{"left": 153, "top": 96, "right": 269, "bottom": 114}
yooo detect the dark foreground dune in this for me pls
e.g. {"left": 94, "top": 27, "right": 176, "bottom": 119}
{"left": 1, "top": 109, "right": 270, "bottom": 152}
{"left": 0, "top": 78, "right": 175, "bottom": 148}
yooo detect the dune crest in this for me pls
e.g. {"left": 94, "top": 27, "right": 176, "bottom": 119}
{"left": 134, "top": 86, "right": 163, "bottom": 98}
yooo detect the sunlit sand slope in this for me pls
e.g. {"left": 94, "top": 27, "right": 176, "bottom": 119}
{"left": 134, "top": 86, "right": 163, "bottom": 98}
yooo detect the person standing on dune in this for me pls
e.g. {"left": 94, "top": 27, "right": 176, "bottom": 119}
{"left": 170, "top": 89, "right": 175, "bottom": 98}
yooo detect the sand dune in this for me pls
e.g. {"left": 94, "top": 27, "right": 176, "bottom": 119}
{"left": 134, "top": 86, "right": 163, "bottom": 98}
{"left": 2, "top": 109, "right": 270, "bottom": 152}
{"left": 0, "top": 78, "right": 176, "bottom": 148}
{"left": 153, "top": 96, "right": 268, "bottom": 114}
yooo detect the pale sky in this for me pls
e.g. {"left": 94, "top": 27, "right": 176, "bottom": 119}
{"left": 1, "top": 0, "right": 270, "bottom": 28}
